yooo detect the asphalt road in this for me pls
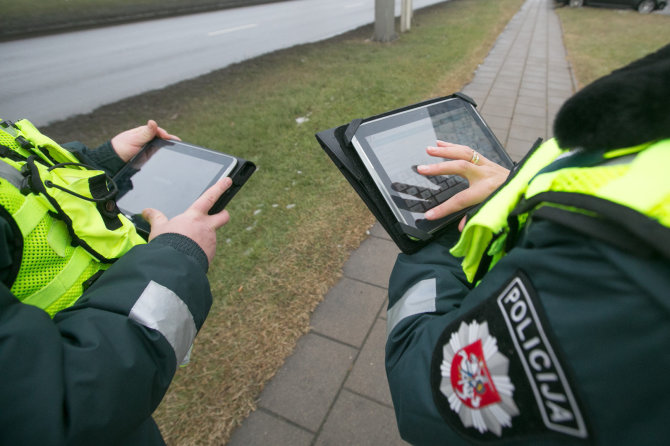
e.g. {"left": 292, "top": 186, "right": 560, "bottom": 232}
{"left": 0, "top": 0, "right": 447, "bottom": 126}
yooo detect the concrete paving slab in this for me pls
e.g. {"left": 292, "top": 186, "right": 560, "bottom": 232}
{"left": 368, "top": 221, "right": 391, "bottom": 240}
{"left": 258, "top": 333, "right": 356, "bottom": 431}
{"left": 548, "top": 76, "right": 573, "bottom": 87}
{"left": 471, "top": 75, "right": 496, "bottom": 88}
{"left": 549, "top": 84, "right": 573, "bottom": 97}
{"left": 521, "top": 80, "right": 546, "bottom": 92}
{"left": 495, "top": 74, "right": 523, "bottom": 85}
{"left": 489, "top": 126, "right": 510, "bottom": 144}
{"left": 515, "top": 102, "right": 546, "bottom": 118}
{"left": 519, "top": 87, "right": 545, "bottom": 99}
{"left": 549, "top": 71, "right": 572, "bottom": 83}
{"left": 481, "top": 101, "right": 516, "bottom": 119}
{"left": 507, "top": 137, "right": 540, "bottom": 161}
{"left": 310, "top": 277, "right": 386, "bottom": 348}
{"left": 227, "top": 409, "right": 313, "bottom": 446}
{"left": 483, "top": 114, "right": 512, "bottom": 131}
{"left": 512, "top": 113, "right": 547, "bottom": 131}
{"left": 488, "top": 87, "right": 518, "bottom": 99}
{"left": 342, "top": 237, "right": 399, "bottom": 288}
{"left": 509, "top": 124, "right": 544, "bottom": 143}
{"left": 515, "top": 94, "right": 546, "bottom": 108}
{"left": 549, "top": 94, "right": 568, "bottom": 108}
{"left": 523, "top": 73, "right": 547, "bottom": 84}
{"left": 345, "top": 318, "right": 393, "bottom": 406}
{"left": 314, "top": 390, "right": 408, "bottom": 446}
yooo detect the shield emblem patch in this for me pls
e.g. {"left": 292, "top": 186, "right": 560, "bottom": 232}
{"left": 440, "top": 320, "right": 519, "bottom": 436}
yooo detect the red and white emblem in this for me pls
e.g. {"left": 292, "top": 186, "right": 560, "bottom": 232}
{"left": 439, "top": 321, "right": 519, "bottom": 436}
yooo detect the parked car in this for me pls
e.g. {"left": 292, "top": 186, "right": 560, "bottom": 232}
{"left": 558, "top": 0, "right": 667, "bottom": 13}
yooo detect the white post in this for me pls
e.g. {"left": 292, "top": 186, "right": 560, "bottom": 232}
{"left": 401, "top": 0, "right": 413, "bottom": 33}
{"left": 374, "top": 0, "right": 396, "bottom": 42}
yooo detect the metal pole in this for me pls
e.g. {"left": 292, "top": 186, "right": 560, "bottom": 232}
{"left": 373, "top": 0, "right": 396, "bottom": 42}
{"left": 401, "top": 0, "right": 413, "bottom": 33}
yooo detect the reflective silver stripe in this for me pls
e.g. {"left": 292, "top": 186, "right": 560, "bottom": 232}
{"left": 129, "top": 280, "right": 197, "bottom": 365}
{"left": 387, "top": 278, "right": 437, "bottom": 337}
{"left": 599, "top": 153, "right": 636, "bottom": 166}
{"left": 0, "top": 159, "right": 24, "bottom": 189}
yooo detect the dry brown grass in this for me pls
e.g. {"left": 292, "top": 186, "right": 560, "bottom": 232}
{"left": 156, "top": 198, "right": 374, "bottom": 445}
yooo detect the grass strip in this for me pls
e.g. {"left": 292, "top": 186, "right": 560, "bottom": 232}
{"left": 556, "top": 5, "right": 670, "bottom": 87}
{"left": 42, "top": 0, "right": 524, "bottom": 443}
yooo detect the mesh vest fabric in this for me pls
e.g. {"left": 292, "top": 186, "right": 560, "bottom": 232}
{"left": 0, "top": 119, "right": 144, "bottom": 317}
{"left": 0, "top": 180, "right": 106, "bottom": 315}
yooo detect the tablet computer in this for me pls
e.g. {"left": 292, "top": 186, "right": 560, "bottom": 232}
{"left": 350, "top": 96, "right": 513, "bottom": 238}
{"left": 114, "top": 138, "right": 253, "bottom": 235}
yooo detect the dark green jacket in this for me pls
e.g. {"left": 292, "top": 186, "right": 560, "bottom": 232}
{"left": 386, "top": 179, "right": 670, "bottom": 445}
{"left": 387, "top": 42, "right": 670, "bottom": 445}
{"left": 0, "top": 142, "right": 212, "bottom": 445}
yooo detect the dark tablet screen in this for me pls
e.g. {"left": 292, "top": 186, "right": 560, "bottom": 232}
{"left": 351, "top": 97, "right": 512, "bottom": 236}
{"left": 114, "top": 139, "right": 237, "bottom": 220}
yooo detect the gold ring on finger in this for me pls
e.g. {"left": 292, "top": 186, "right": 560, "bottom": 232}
{"left": 470, "top": 150, "right": 480, "bottom": 165}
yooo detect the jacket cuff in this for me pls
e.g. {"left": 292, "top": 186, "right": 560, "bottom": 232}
{"left": 89, "top": 141, "right": 127, "bottom": 175}
{"left": 151, "top": 233, "right": 209, "bottom": 272}
{"left": 64, "top": 140, "right": 126, "bottom": 175}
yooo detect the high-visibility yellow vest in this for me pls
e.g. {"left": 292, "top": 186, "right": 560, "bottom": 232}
{"left": 451, "top": 138, "right": 670, "bottom": 283}
{"left": 0, "top": 119, "right": 145, "bottom": 316}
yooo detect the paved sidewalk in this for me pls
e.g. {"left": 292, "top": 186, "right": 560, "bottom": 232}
{"left": 227, "top": 0, "right": 575, "bottom": 444}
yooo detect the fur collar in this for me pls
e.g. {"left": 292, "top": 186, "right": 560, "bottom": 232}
{"left": 553, "top": 44, "right": 670, "bottom": 151}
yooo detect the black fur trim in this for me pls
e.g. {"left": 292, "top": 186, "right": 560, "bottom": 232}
{"left": 554, "top": 44, "right": 670, "bottom": 151}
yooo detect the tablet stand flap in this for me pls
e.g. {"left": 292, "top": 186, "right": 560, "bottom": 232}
{"left": 315, "top": 126, "right": 364, "bottom": 182}
{"left": 344, "top": 118, "right": 363, "bottom": 146}
{"left": 453, "top": 91, "right": 477, "bottom": 107}
{"left": 316, "top": 125, "right": 421, "bottom": 252}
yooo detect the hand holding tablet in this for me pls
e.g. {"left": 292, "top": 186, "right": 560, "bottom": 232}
{"left": 142, "top": 177, "right": 233, "bottom": 263}
{"left": 114, "top": 138, "right": 255, "bottom": 236}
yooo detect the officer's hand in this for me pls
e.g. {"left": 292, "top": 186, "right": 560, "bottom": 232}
{"left": 110, "top": 120, "right": 180, "bottom": 162}
{"left": 142, "top": 177, "right": 232, "bottom": 264}
{"left": 417, "top": 141, "right": 509, "bottom": 221}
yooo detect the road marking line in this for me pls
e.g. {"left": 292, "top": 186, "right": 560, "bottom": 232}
{"left": 344, "top": 2, "right": 364, "bottom": 8}
{"left": 207, "top": 23, "right": 258, "bottom": 37}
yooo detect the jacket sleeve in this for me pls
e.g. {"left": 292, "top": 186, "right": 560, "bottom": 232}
{"left": 0, "top": 230, "right": 212, "bottom": 446}
{"left": 63, "top": 140, "right": 126, "bottom": 176}
{"left": 385, "top": 227, "right": 476, "bottom": 445}
{"left": 385, "top": 220, "right": 670, "bottom": 445}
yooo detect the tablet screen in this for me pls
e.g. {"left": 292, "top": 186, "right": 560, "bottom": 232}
{"left": 115, "top": 139, "right": 237, "bottom": 220}
{"left": 351, "top": 97, "right": 511, "bottom": 235}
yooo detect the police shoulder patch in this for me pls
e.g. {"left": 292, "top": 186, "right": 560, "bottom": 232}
{"left": 430, "top": 271, "right": 590, "bottom": 442}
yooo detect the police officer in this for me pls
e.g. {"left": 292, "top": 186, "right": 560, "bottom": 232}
{"left": 386, "top": 45, "right": 670, "bottom": 444}
{"left": 0, "top": 119, "right": 232, "bottom": 445}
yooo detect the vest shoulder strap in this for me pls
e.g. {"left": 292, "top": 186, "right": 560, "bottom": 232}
{"left": 513, "top": 191, "right": 670, "bottom": 259}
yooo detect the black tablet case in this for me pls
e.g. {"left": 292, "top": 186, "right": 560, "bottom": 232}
{"left": 208, "top": 156, "right": 256, "bottom": 214}
{"left": 315, "top": 93, "right": 509, "bottom": 255}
